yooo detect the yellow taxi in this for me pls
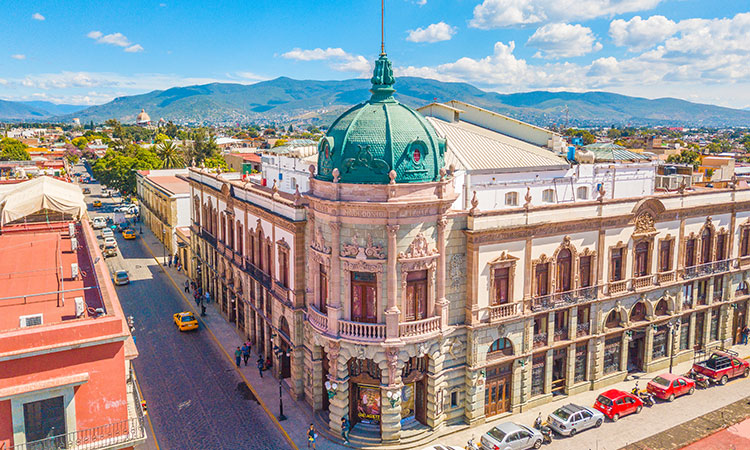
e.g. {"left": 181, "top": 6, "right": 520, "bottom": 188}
{"left": 173, "top": 311, "right": 199, "bottom": 331}
{"left": 123, "top": 229, "right": 136, "bottom": 239}
{"left": 93, "top": 200, "right": 102, "bottom": 207}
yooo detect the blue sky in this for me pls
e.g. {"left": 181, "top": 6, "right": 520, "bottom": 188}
{"left": 2, "top": 0, "right": 750, "bottom": 108}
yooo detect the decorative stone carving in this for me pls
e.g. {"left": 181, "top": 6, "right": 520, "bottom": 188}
{"left": 293, "top": 186, "right": 302, "bottom": 205}
{"left": 447, "top": 338, "right": 464, "bottom": 360}
{"left": 399, "top": 232, "right": 437, "bottom": 259}
{"left": 328, "top": 341, "right": 340, "bottom": 378}
{"left": 634, "top": 212, "right": 656, "bottom": 235}
{"left": 340, "top": 233, "right": 386, "bottom": 260}
{"left": 388, "top": 170, "right": 397, "bottom": 184}
{"left": 354, "top": 344, "right": 367, "bottom": 360}
{"left": 524, "top": 186, "right": 532, "bottom": 209}
{"left": 365, "top": 235, "right": 386, "bottom": 259}
{"left": 449, "top": 254, "right": 466, "bottom": 288}
{"left": 311, "top": 227, "right": 331, "bottom": 254}
{"left": 385, "top": 347, "right": 399, "bottom": 383}
{"left": 469, "top": 191, "right": 479, "bottom": 216}
{"left": 417, "top": 343, "right": 428, "bottom": 358}
{"left": 276, "top": 237, "right": 290, "bottom": 250}
{"left": 340, "top": 258, "right": 385, "bottom": 273}
{"left": 332, "top": 168, "right": 340, "bottom": 183}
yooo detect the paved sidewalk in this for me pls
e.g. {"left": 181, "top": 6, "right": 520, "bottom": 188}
{"left": 136, "top": 226, "right": 347, "bottom": 450}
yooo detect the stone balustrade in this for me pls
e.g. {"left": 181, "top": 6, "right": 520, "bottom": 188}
{"left": 339, "top": 319, "right": 387, "bottom": 342}
{"left": 489, "top": 302, "right": 522, "bottom": 321}
{"left": 307, "top": 305, "right": 328, "bottom": 333}
{"left": 399, "top": 316, "right": 441, "bottom": 338}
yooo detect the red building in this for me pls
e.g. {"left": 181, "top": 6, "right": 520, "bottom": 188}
{"left": 0, "top": 179, "right": 144, "bottom": 450}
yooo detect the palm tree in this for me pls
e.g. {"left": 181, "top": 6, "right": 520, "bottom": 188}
{"left": 156, "top": 140, "right": 186, "bottom": 169}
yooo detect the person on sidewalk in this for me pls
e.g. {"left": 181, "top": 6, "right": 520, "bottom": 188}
{"left": 242, "top": 343, "right": 251, "bottom": 366}
{"left": 194, "top": 291, "right": 200, "bottom": 306}
{"left": 200, "top": 303, "right": 206, "bottom": 317}
{"left": 184, "top": 280, "right": 190, "bottom": 293}
{"left": 341, "top": 416, "right": 350, "bottom": 444}
{"left": 743, "top": 326, "right": 750, "bottom": 345}
{"left": 307, "top": 424, "right": 317, "bottom": 449}
{"left": 234, "top": 347, "right": 242, "bottom": 368}
{"left": 204, "top": 292, "right": 210, "bottom": 304}
{"left": 167, "top": 255, "right": 172, "bottom": 268}
{"left": 257, "top": 357, "right": 264, "bottom": 378}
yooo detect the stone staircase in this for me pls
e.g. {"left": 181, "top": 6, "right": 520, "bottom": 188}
{"left": 313, "top": 410, "right": 440, "bottom": 449}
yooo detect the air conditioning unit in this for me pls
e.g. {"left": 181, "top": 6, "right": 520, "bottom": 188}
{"left": 71, "top": 236, "right": 78, "bottom": 252}
{"left": 68, "top": 223, "right": 75, "bottom": 236}
{"left": 75, "top": 297, "right": 85, "bottom": 318}
{"left": 71, "top": 263, "right": 79, "bottom": 279}
{"left": 19, "top": 314, "right": 43, "bottom": 328}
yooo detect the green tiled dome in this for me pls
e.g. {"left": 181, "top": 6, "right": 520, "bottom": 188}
{"left": 316, "top": 54, "right": 446, "bottom": 184}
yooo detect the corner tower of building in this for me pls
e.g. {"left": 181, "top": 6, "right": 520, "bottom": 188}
{"left": 316, "top": 53, "right": 446, "bottom": 184}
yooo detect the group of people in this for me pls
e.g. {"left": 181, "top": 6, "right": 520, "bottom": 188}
{"left": 306, "top": 417, "right": 351, "bottom": 448}
{"left": 167, "top": 253, "right": 182, "bottom": 272}
{"left": 234, "top": 342, "right": 253, "bottom": 368}
{"left": 737, "top": 326, "right": 750, "bottom": 345}
{"left": 185, "top": 280, "right": 207, "bottom": 316}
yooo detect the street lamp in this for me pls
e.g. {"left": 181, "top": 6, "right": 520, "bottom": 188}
{"left": 273, "top": 345, "right": 289, "bottom": 421}
{"left": 324, "top": 380, "right": 338, "bottom": 400}
{"left": 162, "top": 228, "right": 167, "bottom": 266}
{"left": 667, "top": 319, "right": 680, "bottom": 373}
{"left": 386, "top": 388, "right": 401, "bottom": 408}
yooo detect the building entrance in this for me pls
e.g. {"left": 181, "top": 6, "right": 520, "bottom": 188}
{"left": 485, "top": 363, "right": 512, "bottom": 417}
{"left": 628, "top": 331, "right": 645, "bottom": 372}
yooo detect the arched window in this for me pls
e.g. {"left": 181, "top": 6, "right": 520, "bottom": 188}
{"left": 557, "top": 248, "right": 572, "bottom": 292}
{"left": 634, "top": 241, "right": 650, "bottom": 277}
{"left": 488, "top": 338, "right": 514, "bottom": 358}
{"left": 630, "top": 302, "right": 647, "bottom": 322}
{"left": 505, "top": 192, "right": 518, "bottom": 206}
{"left": 655, "top": 299, "right": 668, "bottom": 316}
{"left": 605, "top": 310, "right": 621, "bottom": 328}
{"left": 701, "top": 228, "right": 713, "bottom": 264}
{"left": 577, "top": 186, "right": 588, "bottom": 200}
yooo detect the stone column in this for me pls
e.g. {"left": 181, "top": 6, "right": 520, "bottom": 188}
{"left": 688, "top": 312, "right": 697, "bottom": 350}
{"left": 463, "top": 367, "right": 485, "bottom": 425}
{"left": 643, "top": 325, "right": 655, "bottom": 368}
{"left": 385, "top": 225, "right": 401, "bottom": 342}
{"left": 546, "top": 312, "right": 555, "bottom": 347}
{"left": 427, "top": 349, "right": 447, "bottom": 429}
{"left": 327, "top": 342, "right": 348, "bottom": 435}
{"left": 544, "top": 349, "right": 553, "bottom": 395}
{"left": 620, "top": 333, "right": 629, "bottom": 372}
{"left": 381, "top": 351, "right": 403, "bottom": 443}
{"left": 436, "top": 217, "right": 449, "bottom": 331}
{"left": 328, "top": 222, "right": 342, "bottom": 335}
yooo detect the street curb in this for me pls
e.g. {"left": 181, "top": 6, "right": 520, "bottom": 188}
{"left": 139, "top": 236, "right": 299, "bottom": 450}
{"left": 133, "top": 369, "right": 161, "bottom": 450}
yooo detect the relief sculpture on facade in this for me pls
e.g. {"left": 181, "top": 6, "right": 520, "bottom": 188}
{"left": 340, "top": 232, "right": 386, "bottom": 260}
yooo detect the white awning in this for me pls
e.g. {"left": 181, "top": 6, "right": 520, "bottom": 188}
{"left": 0, "top": 176, "right": 86, "bottom": 225}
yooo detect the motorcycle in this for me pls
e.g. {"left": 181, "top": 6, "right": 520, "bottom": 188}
{"left": 637, "top": 390, "right": 656, "bottom": 407}
{"left": 685, "top": 370, "right": 710, "bottom": 389}
{"left": 465, "top": 437, "right": 479, "bottom": 450}
{"left": 533, "top": 414, "right": 553, "bottom": 444}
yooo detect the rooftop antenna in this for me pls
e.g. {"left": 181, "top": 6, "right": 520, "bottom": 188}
{"left": 562, "top": 105, "right": 570, "bottom": 130}
{"left": 381, "top": 0, "right": 386, "bottom": 55}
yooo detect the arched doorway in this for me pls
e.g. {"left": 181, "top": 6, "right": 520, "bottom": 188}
{"left": 628, "top": 303, "right": 647, "bottom": 372}
{"left": 348, "top": 359, "right": 381, "bottom": 431}
{"left": 279, "top": 317, "right": 291, "bottom": 379}
{"left": 401, "top": 356, "right": 428, "bottom": 426}
{"left": 485, "top": 338, "right": 513, "bottom": 417}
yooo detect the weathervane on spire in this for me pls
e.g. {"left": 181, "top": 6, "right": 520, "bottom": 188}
{"left": 381, "top": 0, "right": 386, "bottom": 55}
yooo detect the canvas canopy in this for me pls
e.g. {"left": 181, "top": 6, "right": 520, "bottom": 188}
{"left": 0, "top": 176, "right": 86, "bottom": 226}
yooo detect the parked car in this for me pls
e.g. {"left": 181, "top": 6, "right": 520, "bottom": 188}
{"left": 481, "top": 422, "right": 543, "bottom": 450}
{"left": 103, "top": 246, "right": 117, "bottom": 258}
{"left": 82, "top": 187, "right": 91, "bottom": 194}
{"left": 692, "top": 350, "right": 750, "bottom": 385}
{"left": 92, "top": 200, "right": 102, "bottom": 207}
{"left": 647, "top": 373, "right": 695, "bottom": 401}
{"left": 113, "top": 270, "right": 129, "bottom": 285}
{"left": 104, "top": 237, "right": 117, "bottom": 247}
{"left": 102, "top": 229, "right": 114, "bottom": 239}
{"left": 546, "top": 403, "right": 604, "bottom": 437}
{"left": 92, "top": 217, "right": 107, "bottom": 229}
{"left": 173, "top": 312, "right": 199, "bottom": 331}
{"left": 593, "top": 389, "right": 643, "bottom": 422}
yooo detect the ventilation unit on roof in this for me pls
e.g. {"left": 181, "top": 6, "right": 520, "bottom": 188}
{"left": 75, "top": 297, "right": 85, "bottom": 318}
{"left": 71, "top": 236, "right": 78, "bottom": 252}
{"left": 68, "top": 222, "right": 75, "bottom": 236}
{"left": 71, "top": 263, "right": 79, "bottom": 279}
{"left": 19, "top": 314, "right": 43, "bottom": 328}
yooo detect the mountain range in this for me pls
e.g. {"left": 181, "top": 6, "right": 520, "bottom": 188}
{"left": 0, "top": 100, "right": 86, "bottom": 121}
{"left": 3, "top": 76, "right": 750, "bottom": 127}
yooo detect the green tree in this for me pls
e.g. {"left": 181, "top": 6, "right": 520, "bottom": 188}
{"left": 667, "top": 149, "right": 701, "bottom": 170}
{"left": 71, "top": 136, "right": 88, "bottom": 150}
{"left": 564, "top": 128, "right": 596, "bottom": 145}
{"left": 203, "top": 154, "right": 228, "bottom": 170}
{"left": 0, "top": 138, "right": 31, "bottom": 161}
{"left": 287, "top": 124, "right": 294, "bottom": 134}
{"left": 156, "top": 140, "right": 186, "bottom": 169}
{"left": 188, "top": 128, "right": 219, "bottom": 166}
{"left": 273, "top": 139, "right": 288, "bottom": 148}
{"left": 607, "top": 128, "right": 622, "bottom": 140}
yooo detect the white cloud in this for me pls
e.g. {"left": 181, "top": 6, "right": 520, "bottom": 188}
{"left": 609, "top": 15, "right": 677, "bottom": 51}
{"left": 87, "top": 31, "right": 143, "bottom": 52}
{"left": 32, "top": 13, "right": 45, "bottom": 21}
{"left": 281, "top": 47, "right": 372, "bottom": 75}
{"left": 11, "top": 54, "right": 26, "bottom": 60}
{"left": 234, "top": 71, "right": 268, "bottom": 82}
{"left": 470, "top": 0, "right": 663, "bottom": 29}
{"left": 415, "top": 0, "right": 427, "bottom": 5}
{"left": 406, "top": 22, "right": 457, "bottom": 43}
{"left": 527, "top": 23, "right": 602, "bottom": 58}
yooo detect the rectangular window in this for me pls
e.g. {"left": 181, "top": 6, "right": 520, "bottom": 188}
{"left": 652, "top": 326, "right": 667, "bottom": 359}
{"left": 319, "top": 264, "right": 328, "bottom": 313}
{"left": 742, "top": 228, "right": 750, "bottom": 257}
{"left": 351, "top": 271, "right": 377, "bottom": 323}
{"left": 535, "top": 263, "right": 549, "bottom": 296}
{"left": 579, "top": 256, "right": 592, "bottom": 288}
{"left": 542, "top": 189, "right": 555, "bottom": 203}
{"left": 405, "top": 270, "right": 428, "bottom": 321}
{"left": 635, "top": 242, "right": 649, "bottom": 277}
{"left": 23, "top": 396, "right": 66, "bottom": 444}
{"left": 265, "top": 243, "right": 272, "bottom": 274}
{"left": 574, "top": 343, "right": 588, "bottom": 382}
{"left": 685, "top": 238, "right": 696, "bottom": 267}
{"left": 710, "top": 309, "right": 719, "bottom": 341}
{"left": 610, "top": 248, "right": 624, "bottom": 281}
{"left": 659, "top": 240, "right": 671, "bottom": 272}
{"left": 493, "top": 267, "right": 510, "bottom": 305}
{"left": 279, "top": 250, "right": 289, "bottom": 288}
{"left": 714, "top": 276, "right": 723, "bottom": 301}
{"left": 679, "top": 315, "right": 690, "bottom": 350}
{"left": 450, "top": 391, "right": 458, "bottom": 408}
{"left": 603, "top": 337, "right": 621, "bottom": 374}
{"left": 531, "top": 355, "right": 545, "bottom": 396}
{"left": 716, "top": 234, "right": 726, "bottom": 261}
{"left": 695, "top": 312, "right": 705, "bottom": 349}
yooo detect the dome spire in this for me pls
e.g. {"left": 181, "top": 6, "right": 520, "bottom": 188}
{"left": 371, "top": 0, "right": 395, "bottom": 102}
{"left": 380, "top": 0, "right": 386, "bottom": 56}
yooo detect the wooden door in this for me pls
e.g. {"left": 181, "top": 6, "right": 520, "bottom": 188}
{"left": 415, "top": 378, "right": 426, "bottom": 425}
{"left": 352, "top": 281, "right": 377, "bottom": 323}
{"left": 484, "top": 374, "right": 511, "bottom": 417}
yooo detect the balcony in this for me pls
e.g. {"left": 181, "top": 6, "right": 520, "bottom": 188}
{"left": 307, "top": 305, "right": 328, "bottom": 333}
{"left": 339, "top": 319, "right": 386, "bottom": 342}
{"left": 657, "top": 271, "right": 676, "bottom": 284}
{"left": 608, "top": 280, "right": 628, "bottom": 295}
{"left": 200, "top": 229, "right": 217, "bottom": 247}
{"left": 272, "top": 282, "right": 291, "bottom": 305}
{"left": 683, "top": 259, "right": 731, "bottom": 280}
{"left": 242, "top": 259, "right": 271, "bottom": 289}
{"left": 553, "top": 327, "right": 569, "bottom": 342}
{"left": 399, "top": 316, "right": 441, "bottom": 339}
{"left": 533, "top": 332, "right": 548, "bottom": 349}
{"left": 632, "top": 275, "right": 653, "bottom": 290}
{"left": 576, "top": 322, "right": 590, "bottom": 337}
{"left": 529, "top": 286, "right": 597, "bottom": 313}
{"left": 713, "top": 290, "right": 724, "bottom": 303}
{"left": 489, "top": 302, "right": 522, "bottom": 321}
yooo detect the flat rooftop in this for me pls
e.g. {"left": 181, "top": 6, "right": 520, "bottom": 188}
{"left": 146, "top": 175, "right": 191, "bottom": 195}
{"left": 0, "top": 222, "right": 104, "bottom": 332}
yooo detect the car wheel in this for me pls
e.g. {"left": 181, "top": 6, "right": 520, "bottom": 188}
{"left": 688, "top": 387, "right": 695, "bottom": 395}
{"left": 636, "top": 405, "right": 643, "bottom": 414}
{"left": 533, "top": 439, "right": 542, "bottom": 449}
{"left": 744, "top": 368, "right": 749, "bottom": 378}
{"left": 570, "top": 428, "right": 577, "bottom": 437}
{"left": 720, "top": 375, "right": 728, "bottom": 385}
{"left": 668, "top": 394, "right": 675, "bottom": 402}
{"left": 612, "top": 414, "right": 620, "bottom": 422}
{"left": 595, "top": 418, "right": 603, "bottom": 428}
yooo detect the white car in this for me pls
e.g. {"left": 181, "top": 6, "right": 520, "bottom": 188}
{"left": 102, "top": 229, "right": 114, "bottom": 239}
{"left": 92, "top": 217, "right": 107, "bottom": 229}
{"left": 104, "top": 237, "right": 117, "bottom": 247}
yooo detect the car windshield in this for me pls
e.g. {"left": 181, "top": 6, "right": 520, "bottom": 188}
{"left": 116, "top": 272, "right": 127, "bottom": 278}
{"left": 652, "top": 376, "right": 670, "bottom": 387}
{"left": 487, "top": 428, "right": 507, "bottom": 442}
{"left": 182, "top": 315, "right": 195, "bottom": 322}
{"left": 553, "top": 408, "right": 572, "bottom": 420}
{"left": 596, "top": 395, "right": 613, "bottom": 407}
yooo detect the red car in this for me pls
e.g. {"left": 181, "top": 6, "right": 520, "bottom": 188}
{"left": 647, "top": 373, "right": 695, "bottom": 401}
{"left": 593, "top": 389, "right": 643, "bottom": 422}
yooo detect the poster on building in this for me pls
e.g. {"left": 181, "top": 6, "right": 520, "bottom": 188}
{"left": 401, "top": 383, "right": 415, "bottom": 420}
{"left": 357, "top": 385, "right": 381, "bottom": 424}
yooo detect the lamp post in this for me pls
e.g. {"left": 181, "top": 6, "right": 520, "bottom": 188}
{"left": 386, "top": 388, "right": 401, "bottom": 408}
{"left": 162, "top": 228, "right": 167, "bottom": 266}
{"left": 324, "top": 380, "right": 338, "bottom": 400}
{"left": 667, "top": 319, "right": 680, "bottom": 373}
{"left": 273, "top": 344, "right": 289, "bottom": 421}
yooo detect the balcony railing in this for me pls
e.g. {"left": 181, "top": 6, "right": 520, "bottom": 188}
{"left": 633, "top": 275, "right": 653, "bottom": 290}
{"left": 9, "top": 417, "right": 146, "bottom": 450}
{"left": 399, "top": 316, "right": 441, "bottom": 338}
{"left": 200, "top": 229, "right": 216, "bottom": 247}
{"left": 683, "top": 259, "right": 731, "bottom": 280}
{"left": 554, "top": 327, "right": 569, "bottom": 342}
{"left": 657, "top": 271, "right": 675, "bottom": 284}
{"left": 489, "top": 302, "right": 522, "bottom": 321}
{"left": 529, "top": 286, "right": 596, "bottom": 313}
{"left": 243, "top": 259, "right": 271, "bottom": 289}
{"left": 533, "top": 332, "right": 548, "bottom": 348}
{"left": 339, "top": 319, "right": 386, "bottom": 342}
{"left": 307, "top": 305, "right": 328, "bottom": 332}
{"left": 608, "top": 280, "right": 628, "bottom": 295}
{"left": 577, "top": 322, "right": 590, "bottom": 337}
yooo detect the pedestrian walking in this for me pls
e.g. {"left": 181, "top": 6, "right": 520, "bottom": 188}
{"left": 234, "top": 347, "right": 242, "bottom": 368}
{"left": 257, "top": 357, "right": 264, "bottom": 378}
{"left": 204, "top": 292, "right": 210, "bottom": 304}
{"left": 167, "top": 255, "right": 172, "bottom": 268}
{"left": 341, "top": 416, "right": 350, "bottom": 444}
{"left": 242, "top": 343, "right": 251, "bottom": 366}
{"left": 307, "top": 424, "right": 317, "bottom": 449}
{"left": 743, "top": 326, "right": 750, "bottom": 345}
{"left": 184, "top": 279, "right": 190, "bottom": 293}
{"left": 194, "top": 291, "right": 200, "bottom": 306}
{"left": 200, "top": 303, "right": 206, "bottom": 316}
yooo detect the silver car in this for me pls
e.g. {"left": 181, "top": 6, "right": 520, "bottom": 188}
{"left": 481, "top": 422, "right": 543, "bottom": 450}
{"left": 547, "top": 403, "right": 604, "bottom": 437}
